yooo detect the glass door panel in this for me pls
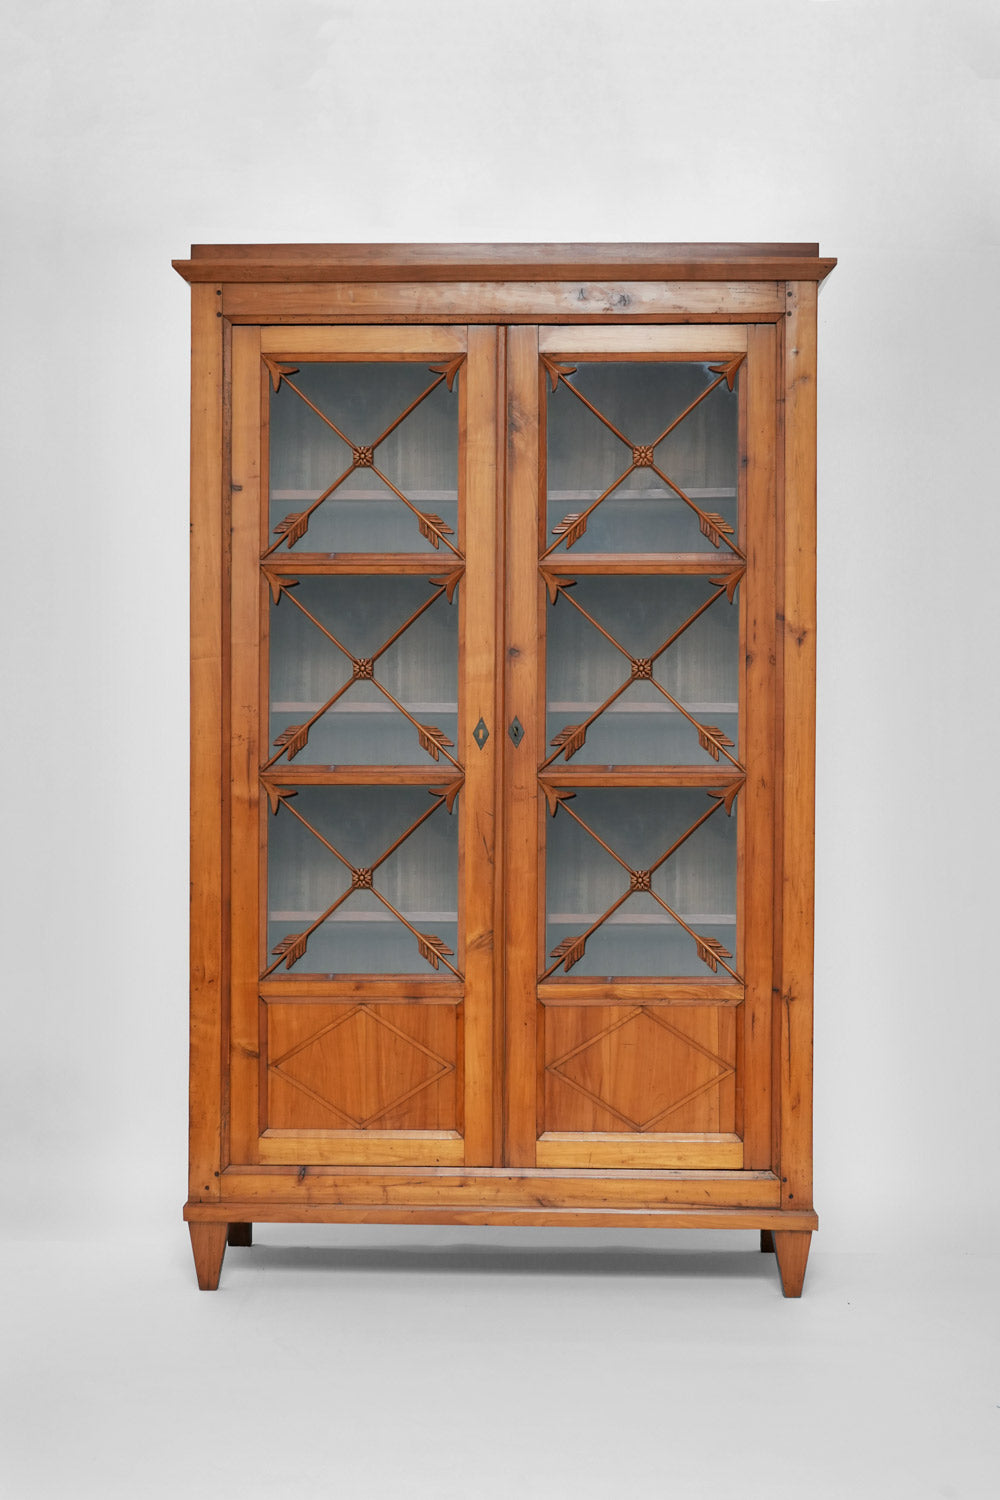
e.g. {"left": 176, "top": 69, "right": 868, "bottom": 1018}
{"left": 266, "top": 784, "right": 459, "bottom": 977}
{"left": 544, "top": 786, "right": 738, "bottom": 979}
{"left": 269, "top": 361, "right": 459, "bottom": 554}
{"left": 545, "top": 360, "right": 739, "bottom": 555}
{"left": 268, "top": 573, "right": 459, "bottom": 767}
{"left": 545, "top": 573, "right": 740, "bottom": 766}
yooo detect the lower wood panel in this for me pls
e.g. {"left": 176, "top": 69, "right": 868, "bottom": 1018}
{"left": 257, "top": 1135, "right": 465, "bottom": 1167}
{"left": 536, "top": 1134, "right": 743, "bottom": 1170}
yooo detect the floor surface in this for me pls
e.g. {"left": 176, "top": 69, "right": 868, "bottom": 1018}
{"left": 2, "top": 1229, "right": 996, "bottom": 1498}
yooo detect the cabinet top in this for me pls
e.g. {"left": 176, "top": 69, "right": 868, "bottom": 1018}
{"left": 172, "top": 242, "right": 836, "bottom": 284}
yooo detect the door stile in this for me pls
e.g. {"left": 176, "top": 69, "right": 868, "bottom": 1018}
{"left": 458, "top": 324, "right": 500, "bottom": 1165}
{"left": 741, "top": 324, "right": 779, "bottom": 1168}
{"left": 503, "top": 325, "right": 542, "bottom": 1166}
{"left": 228, "top": 325, "right": 264, "bottom": 1165}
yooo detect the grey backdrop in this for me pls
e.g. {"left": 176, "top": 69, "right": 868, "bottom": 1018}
{"left": 2, "top": 0, "right": 998, "bottom": 1253}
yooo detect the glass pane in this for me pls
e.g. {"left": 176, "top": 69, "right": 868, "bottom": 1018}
{"left": 267, "top": 785, "right": 459, "bottom": 976}
{"left": 269, "top": 575, "right": 458, "bottom": 766}
{"left": 545, "top": 787, "right": 737, "bottom": 978}
{"left": 546, "top": 362, "right": 737, "bottom": 554}
{"left": 269, "top": 363, "right": 458, "bottom": 553}
{"left": 546, "top": 575, "right": 739, "bottom": 765}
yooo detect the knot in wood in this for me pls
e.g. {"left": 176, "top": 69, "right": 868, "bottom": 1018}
{"left": 353, "top": 445, "right": 374, "bottom": 467}
{"left": 632, "top": 445, "right": 655, "bottom": 467}
{"left": 351, "top": 867, "right": 374, "bottom": 889}
{"left": 631, "top": 658, "right": 653, "bottom": 679}
{"left": 630, "top": 870, "right": 651, "bottom": 892}
{"left": 352, "top": 658, "right": 374, "bottom": 679}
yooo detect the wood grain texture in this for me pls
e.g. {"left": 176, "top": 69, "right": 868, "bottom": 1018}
{"left": 502, "top": 326, "right": 542, "bottom": 1165}
{"left": 188, "top": 1221, "right": 227, "bottom": 1290}
{"left": 189, "top": 283, "right": 226, "bottom": 1202}
{"left": 182, "top": 245, "right": 831, "bottom": 1287}
{"left": 773, "top": 1229, "right": 812, "bottom": 1296}
{"left": 219, "top": 281, "right": 788, "bottom": 324}
{"left": 778, "top": 283, "right": 819, "bottom": 1211}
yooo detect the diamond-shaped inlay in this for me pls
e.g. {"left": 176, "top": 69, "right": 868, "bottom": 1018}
{"left": 548, "top": 1009, "right": 732, "bottom": 1131}
{"left": 271, "top": 1006, "right": 453, "bottom": 1128}
{"left": 508, "top": 717, "right": 524, "bottom": 747}
{"left": 473, "top": 717, "right": 489, "bottom": 749}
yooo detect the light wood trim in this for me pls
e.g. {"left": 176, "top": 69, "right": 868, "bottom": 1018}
{"left": 538, "top": 982, "right": 743, "bottom": 1004}
{"left": 502, "top": 327, "right": 542, "bottom": 1165}
{"left": 259, "top": 326, "right": 466, "bottom": 356}
{"left": 259, "top": 980, "right": 460, "bottom": 1001}
{"left": 212, "top": 1168, "right": 781, "bottom": 1209}
{"left": 741, "top": 324, "right": 778, "bottom": 1168}
{"left": 228, "top": 327, "right": 264, "bottom": 1164}
{"left": 539, "top": 555, "right": 745, "bottom": 576}
{"left": 189, "top": 284, "right": 226, "bottom": 1201}
{"left": 191, "top": 1203, "right": 814, "bottom": 1230}
{"left": 778, "top": 282, "right": 818, "bottom": 1211}
{"left": 221, "top": 281, "right": 787, "bottom": 324}
{"left": 539, "top": 326, "right": 748, "bottom": 354}
{"left": 257, "top": 1135, "right": 466, "bottom": 1167}
{"left": 460, "top": 325, "right": 501, "bottom": 1164}
{"left": 536, "top": 1136, "right": 743, "bottom": 1170}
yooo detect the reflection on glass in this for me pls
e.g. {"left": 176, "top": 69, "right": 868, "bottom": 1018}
{"left": 546, "top": 575, "right": 739, "bottom": 766}
{"left": 267, "top": 785, "right": 459, "bottom": 976}
{"left": 545, "top": 787, "right": 738, "bottom": 978}
{"left": 269, "top": 363, "right": 459, "bottom": 553}
{"left": 546, "top": 361, "right": 737, "bottom": 553}
{"left": 269, "top": 575, "right": 458, "bottom": 767}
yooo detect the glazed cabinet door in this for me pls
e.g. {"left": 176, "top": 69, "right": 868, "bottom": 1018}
{"left": 227, "top": 326, "right": 499, "bottom": 1169}
{"left": 504, "top": 325, "right": 778, "bottom": 1170}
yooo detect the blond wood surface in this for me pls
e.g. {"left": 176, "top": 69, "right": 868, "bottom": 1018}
{"left": 220, "top": 281, "right": 787, "bottom": 324}
{"left": 539, "top": 326, "right": 748, "bottom": 354}
{"left": 189, "top": 283, "right": 226, "bottom": 1202}
{"left": 228, "top": 327, "right": 264, "bottom": 1164}
{"left": 257, "top": 1136, "right": 466, "bottom": 1167}
{"left": 740, "top": 324, "right": 778, "bottom": 1167}
{"left": 502, "top": 326, "right": 542, "bottom": 1165}
{"left": 259, "top": 326, "right": 466, "bottom": 356}
{"left": 778, "top": 283, "right": 818, "bottom": 1211}
{"left": 190, "top": 1201, "right": 815, "bottom": 1230}
{"left": 773, "top": 1228, "right": 812, "bottom": 1297}
{"left": 536, "top": 1137, "right": 743, "bottom": 1169}
{"left": 459, "top": 325, "right": 501, "bottom": 1164}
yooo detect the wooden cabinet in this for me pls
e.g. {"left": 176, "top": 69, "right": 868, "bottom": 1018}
{"left": 174, "top": 243, "right": 835, "bottom": 1294}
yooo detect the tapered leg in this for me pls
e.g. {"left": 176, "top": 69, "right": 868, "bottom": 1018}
{"left": 227, "top": 1222, "right": 253, "bottom": 1247}
{"left": 773, "top": 1230, "right": 812, "bottom": 1297}
{"left": 189, "top": 1222, "right": 228, "bottom": 1290}
{"left": 760, "top": 1229, "right": 775, "bottom": 1253}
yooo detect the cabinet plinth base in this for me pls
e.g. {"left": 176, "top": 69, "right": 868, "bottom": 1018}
{"left": 184, "top": 1200, "right": 817, "bottom": 1290}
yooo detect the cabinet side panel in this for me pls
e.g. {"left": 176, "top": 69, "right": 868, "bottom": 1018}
{"left": 189, "top": 284, "right": 226, "bottom": 1201}
{"left": 778, "top": 283, "right": 818, "bottom": 1209}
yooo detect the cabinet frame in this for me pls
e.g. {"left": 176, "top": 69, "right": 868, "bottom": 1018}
{"left": 176, "top": 244, "right": 834, "bottom": 1293}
